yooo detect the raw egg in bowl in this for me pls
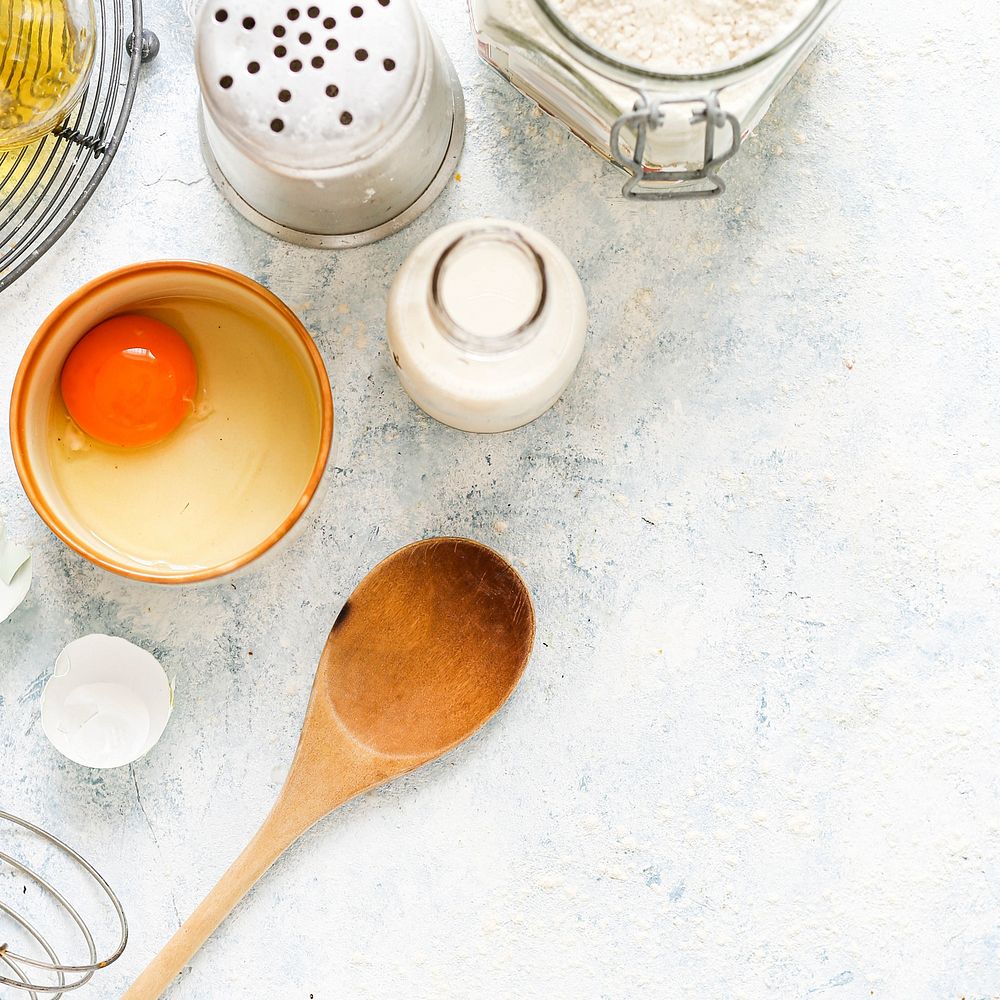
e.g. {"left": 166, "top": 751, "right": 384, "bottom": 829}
{"left": 10, "top": 261, "right": 333, "bottom": 584}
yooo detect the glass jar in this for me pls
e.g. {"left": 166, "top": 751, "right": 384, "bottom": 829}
{"left": 0, "top": 0, "right": 96, "bottom": 151}
{"left": 468, "top": 0, "right": 842, "bottom": 199}
{"left": 387, "top": 218, "right": 587, "bottom": 433}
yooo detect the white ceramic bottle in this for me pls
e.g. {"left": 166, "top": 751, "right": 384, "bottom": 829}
{"left": 386, "top": 218, "right": 587, "bottom": 433}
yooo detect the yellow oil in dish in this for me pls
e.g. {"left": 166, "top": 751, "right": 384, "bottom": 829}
{"left": 0, "top": 0, "right": 96, "bottom": 150}
{"left": 0, "top": 133, "right": 53, "bottom": 191}
{"left": 47, "top": 298, "right": 325, "bottom": 575}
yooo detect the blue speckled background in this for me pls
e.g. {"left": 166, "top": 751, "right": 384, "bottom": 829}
{"left": 2, "top": 1, "right": 999, "bottom": 997}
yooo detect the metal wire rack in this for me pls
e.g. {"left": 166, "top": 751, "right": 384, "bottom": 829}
{"left": 0, "top": 0, "right": 158, "bottom": 293}
{"left": 0, "top": 810, "right": 127, "bottom": 997}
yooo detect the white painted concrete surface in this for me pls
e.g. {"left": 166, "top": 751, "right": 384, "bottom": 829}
{"left": 2, "top": 1, "right": 999, "bottom": 997}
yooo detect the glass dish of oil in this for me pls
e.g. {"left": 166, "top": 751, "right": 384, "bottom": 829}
{"left": 0, "top": 0, "right": 96, "bottom": 150}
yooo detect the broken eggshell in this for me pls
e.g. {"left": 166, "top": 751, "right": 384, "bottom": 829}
{"left": 41, "top": 635, "right": 174, "bottom": 768}
{"left": 0, "top": 515, "right": 32, "bottom": 625}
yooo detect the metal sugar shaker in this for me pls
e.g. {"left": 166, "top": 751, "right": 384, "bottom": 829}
{"left": 195, "top": 0, "right": 465, "bottom": 247}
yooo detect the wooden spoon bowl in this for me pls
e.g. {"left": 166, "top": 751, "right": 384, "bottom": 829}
{"left": 123, "top": 537, "right": 534, "bottom": 999}
{"left": 325, "top": 536, "right": 534, "bottom": 758}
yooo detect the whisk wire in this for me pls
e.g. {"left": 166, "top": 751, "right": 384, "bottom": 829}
{"left": 0, "top": 810, "right": 127, "bottom": 995}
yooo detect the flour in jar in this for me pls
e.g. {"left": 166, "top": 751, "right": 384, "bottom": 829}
{"left": 549, "top": 0, "right": 814, "bottom": 72}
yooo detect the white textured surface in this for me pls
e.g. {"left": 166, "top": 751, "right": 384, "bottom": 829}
{"left": 2, "top": 1, "right": 1000, "bottom": 997}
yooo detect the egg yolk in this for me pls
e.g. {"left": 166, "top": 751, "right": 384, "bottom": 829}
{"left": 60, "top": 315, "right": 198, "bottom": 448}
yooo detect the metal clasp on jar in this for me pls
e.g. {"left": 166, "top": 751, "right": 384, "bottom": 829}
{"left": 610, "top": 91, "right": 741, "bottom": 200}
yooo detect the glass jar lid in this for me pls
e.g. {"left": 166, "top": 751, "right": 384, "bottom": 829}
{"left": 528, "top": 0, "right": 834, "bottom": 86}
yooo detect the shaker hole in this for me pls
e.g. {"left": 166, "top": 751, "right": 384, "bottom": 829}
{"left": 299, "top": 31, "right": 312, "bottom": 43}
{"left": 287, "top": 7, "right": 300, "bottom": 20}
{"left": 350, "top": 5, "right": 363, "bottom": 16}
{"left": 214, "top": 8, "right": 228, "bottom": 21}
{"left": 279, "top": 88, "right": 292, "bottom": 102}
{"left": 325, "top": 37, "right": 338, "bottom": 49}
{"left": 383, "top": 58, "right": 395, "bottom": 71}
{"left": 247, "top": 60, "right": 261, "bottom": 73}
{"left": 325, "top": 83, "right": 339, "bottom": 97}
{"left": 378, "top": 0, "right": 390, "bottom": 6}
{"left": 273, "top": 24, "right": 286, "bottom": 36}
{"left": 219, "top": 74, "right": 233, "bottom": 88}
{"left": 308, "top": 5, "right": 320, "bottom": 15}
{"left": 271, "top": 118, "right": 285, "bottom": 132}
{"left": 242, "top": 16, "right": 255, "bottom": 28}
{"left": 274, "top": 44, "right": 287, "bottom": 56}
{"left": 354, "top": 48, "right": 368, "bottom": 61}
{"left": 323, "top": 16, "right": 335, "bottom": 28}
{"left": 340, "top": 111, "right": 353, "bottom": 125}
{"left": 289, "top": 58, "right": 303, "bottom": 71}
{"left": 311, "top": 55, "right": 324, "bottom": 68}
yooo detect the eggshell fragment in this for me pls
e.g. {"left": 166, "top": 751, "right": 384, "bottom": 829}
{"left": 0, "top": 516, "right": 31, "bottom": 625}
{"left": 41, "top": 635, "right": 173, "bottom": 768}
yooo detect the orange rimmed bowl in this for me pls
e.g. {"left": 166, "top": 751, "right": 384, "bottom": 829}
{"left": 10, "top": 261, "right": 334, "bottom": 585}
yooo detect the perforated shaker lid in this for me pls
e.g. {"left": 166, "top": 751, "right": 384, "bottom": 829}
{"left": 196, "top": 0, "right": 425, "bottom": 172}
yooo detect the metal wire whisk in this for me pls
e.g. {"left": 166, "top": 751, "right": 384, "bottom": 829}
{"left": 0, "top": 810, "right": 127, "bottom": 997}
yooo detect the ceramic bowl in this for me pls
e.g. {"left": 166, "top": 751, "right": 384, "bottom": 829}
{"left": 10, "top": 261, "right": 333, "bottom": 584}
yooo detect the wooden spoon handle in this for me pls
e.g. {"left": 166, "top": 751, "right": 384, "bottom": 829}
{"left": 121, "top": 808, "right": 302, "bottom": 1000}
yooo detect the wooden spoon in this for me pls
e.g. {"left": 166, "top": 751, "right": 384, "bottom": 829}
{"left": 123, "top": 537, "right": 534, "bottom": 999}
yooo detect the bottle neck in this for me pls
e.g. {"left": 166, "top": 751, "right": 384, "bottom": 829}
{"left": 428, "top": 223, "right": 548, "bottom": 355}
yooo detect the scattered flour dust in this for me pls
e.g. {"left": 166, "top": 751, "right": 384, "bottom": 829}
{"left": 549, "top": 0, "right": 813, "bottom": 72}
